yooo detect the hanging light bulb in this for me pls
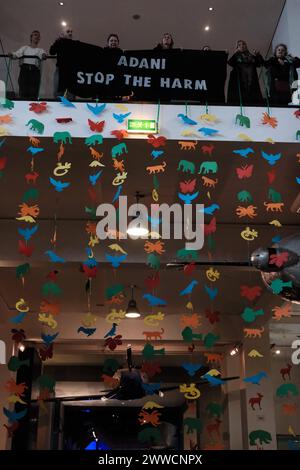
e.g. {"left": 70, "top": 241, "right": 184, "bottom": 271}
{"left": 126, "top": 285, "right": 141, "bottom": 318}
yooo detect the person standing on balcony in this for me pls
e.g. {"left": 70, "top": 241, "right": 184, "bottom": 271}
{"left": 154, "top": 33, "right": 174, "bottom": 51}
{"left": 264, "top": 44, "right": 300, "bottom": 105}
{"left": 49, "top": 28, "right": 73, "bottom": 98}
{"left": 227, "top": 40, "right": 263, "bottom": 105}
{"left": 10, "top": 30, "right": 46, "bottom": 99}
{"left": 104, "top": 34, "right": 121, "bottom": 50}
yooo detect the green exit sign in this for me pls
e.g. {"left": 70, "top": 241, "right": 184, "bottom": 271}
{"left": 127, "top": 119, "right": 158, "bottom": 134}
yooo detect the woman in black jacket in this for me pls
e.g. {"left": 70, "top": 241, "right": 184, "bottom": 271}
{"left": 227, "top": 40, "right": 263, "bottom": 105}
{"left": 265, "top": 43, "right": 300, "bottom": 105}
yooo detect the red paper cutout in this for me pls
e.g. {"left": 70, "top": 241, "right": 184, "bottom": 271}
{"left": 282, "top": 403, "right": 297, "bottom": 415}
{"left": 88, "top": 186, "right": 97, "bottom": 204}
{"left": 280, "top": 363, "right": 292, "bottom": 381}
{"left": 249, "top": 392, "right": 263, "bottom": 410}
{"left": 205, "top": 309, "right": 220, "bottom": 324}
{"left": 147, "top": 134, "right": 167, "bottom": 148}
{"left": 0, "top": 156, "right": 7, "bottom": 170}
{"left": 111, "top": 129, "right": 129, "bottom": 140}
{"left": 18, "top": 239, "right": 34, "bottom": 257}
{"left": 179, "top": 179, "right": 197, "bottom": 193}
{"left": 80, "top": 264, "right": 98, "bottom": 278}
{"left": 206, "top": 419, "right": 222, "bottom": 439}
{"left": 25, "top": 171, "right": 39, "bottom": 184}
{"left": 204, "top": 217, "right": 216, "bottom": 236}
{"left": 180, "top": 313, "right": 201, "bottom": 328}
{"left": 5, "top": 379, "right": 27, "bottom": 395}
{"left": 39, "top": 344, "right": 54, "bottom": 361}
{"left": 138, "top": 410, "right": 161, "bottom": 427}
{"left": 56, "top": 117, "right": 73, "bottom": 123}
{"left": 141, "top": 361, "right": 162, "bottom": 378}
{"left": 46, "top": 270, "right": 59, "bottom": 281}
{"left": 236, "top": 164, "right": 253, "bottom": 179}
{"left": 201, "top": 144, "right": 214, "bottom": 156}
{"left": 144, "top": 272, "right": 160, "bottom": 290}
{"left": 29, "top": 102, "right": 47, "bottom": 113}
{"left": 184, "top": 262, "right": 196, "bottom": 275}
{"left": 88, "top": 119, "right": 105, "bottom": 132}
{"left": 40, "top": 300, "right": 60, "bottom": 316}
{"left": 104, "top": 335, "right": 122, "bottom": 350}
{"left": 267, "top": 169, "right": 276, "bottom": 184}
{"left": 240, "top": 285, "right": 262, "bottom": 301}
{"left": 269, "top": 252, "right": 289, "bottom": 268}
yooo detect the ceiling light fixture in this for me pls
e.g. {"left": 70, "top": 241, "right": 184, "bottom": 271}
{"left": 18, "top": 343, "right": 25, "bottom": 352}
{"left": 230, "top": 343, "right": 241, "bottom": 356}
{"left": 126, "top": 191, "right": 149, "bottom": 237}
{"left": 209, "top": 6, "right": 213, "bottom": 11}
{"left": 204, "top": 25, "right": 210, "bottom": 31}
{"left": 61, "top": 21, "right": 67, "bottom": 27}
{"left": 59, "top": 2, "right": 64, "bottom": 5}
{"left": 125, "top": 285, "right": 141, "bottom": 318}
{"left": 275, "top": 349, "right": 281, "bottom": 355}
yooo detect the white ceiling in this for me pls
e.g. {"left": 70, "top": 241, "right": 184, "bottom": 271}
{"left": 0, "top": 0, "right": 285, "bottom": 54}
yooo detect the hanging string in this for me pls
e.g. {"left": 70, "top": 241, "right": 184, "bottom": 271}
{"left": 237, "top": 72, "right": 244, "bottom": 116}
{"left": 261, "top": 69, "right": 271, "bottom": 116}
{"left": 185, "top": 101, "right": 188, "bottom": 117}
{"left": 205, "top": 102, "right": 209, "bottom": 115}
{"left": 156, "top": 100, "right": 161, "bottom": 129}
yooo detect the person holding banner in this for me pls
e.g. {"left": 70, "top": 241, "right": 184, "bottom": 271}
{"left": 227, "top": 40, "right": 263, "bottom": 105}
{"left": 105, "top": 34, "right": 121, "bottom": 50}
{"left": 154, "top": 33, "right": 175, "bottom": 51}
{"left": 49, "top": 28, "right": 73, "bottom": 97}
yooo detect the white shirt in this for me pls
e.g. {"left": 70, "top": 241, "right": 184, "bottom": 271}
{"left": 13, "top": 45, "right": 46, "bottom": 68}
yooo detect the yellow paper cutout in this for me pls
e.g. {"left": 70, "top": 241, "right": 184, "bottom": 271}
{"left": 114, "top": 103, "right": 128, "bottom": 112}
{"left": 206, "top": 267, "right": 220, "bottom": 282}
{"left": 179, "top": 383, "right": 201, "bottom": 400}
{"left": 15, "top": 298, "right": 29, "bottom": 313}
{"left": 269, "top": 219, "right": 282, "bottom": 227}
{"left": 148, "top": 231, "right": 161, "bottom": 239}
{"left": 181, "top": 130, "right": 199, "bottom": 137}
{"left": 206, "top": 369, "right": 221, "bottom": 376}
{"left": 248, "top": 349, "right": 264, "bottom": 358}
{"left": 38, "top": 313, "right": 58, "bottom": 329}
{"left": 88, "top": 234, "right": 99, "bottom": 247}
{"left": 237, "top": 133, "right": 253, "bottom": 141}
{"left": 108, "top": 244, "right": 127, "bottom": 254}
{"left": 144, "top": 312, "right": 165, "bottom": 327}
{"left": 288, "top": 425, "right": 296, "bottom": 437}
{"left": 0, "top": 126, "right": 9, "bottom": 136}
{"left": 112, "top": 172, "right": 127, "bottom": 186}
{"left": 7, "top": 394, "right": 27, "bottom": 405}
{"left": 198, "top": 113, "right": 218, "bottom": 123}
{"left": 89, "top": 160, "right": 105, "bottom": 167}
{"left": 186, "top": 302, "right": 193, "bottom": 310}
{"left": 105, "top": 309, "right": 126, "bottom": 324}
{"left": 241, "top": 227, "right": 258, "bottom": 241}
{"left": 143, "top": 401, "right": 164, "bottom": 409}
{"left": 152, "top": 188, "right": 159, "bottom": 202}
{"left": 53, "top": 162, "right": 72, "bottom": 177}
{"left": 81, "top": 312, "right": 97, "bottom": 327}
{"left": 16, "top": 215, "right": 36, "bottom": 223}
{"left": 265, "top": 137, "right": 275, "bottom": 144}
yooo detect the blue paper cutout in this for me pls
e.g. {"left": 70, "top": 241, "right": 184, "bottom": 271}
{"left": 105, "top": 253, "right": 127, "bottom": 268}
{"left": 261, "top": 151, "right": 282, "bottom": 166}
{"left": 179, "top": 280, "right": 198, "bottom": 296}
{"left": 18, "top": 225, "right": 39, "bottom": 241}
{"left": 26, "top": 146, "right": 44, "bottom": 155}
{"left": 59, "top": 96, "right": 76, "bottom": 107}
{"left": 204, "top": 285, "right": 218, "bottom": 300}
{"left": 198, "top": 127, "right": 219, "bottom": 136}
{"left": 233, "top": 148, "right": 254, "bottom": 158}
{"left": 177, "top": 114, "right": 197, "bottom": 125}
{"left": 112, "top": 112, "right": 131, "bottom": 123}
{"left": 86, "top": 103, "right": 106, "bottom": 116}
{"left": 143, "top": 293, "right": 167, "bottom": 306}
{"left": 178, "top": 191, "right": 199, "bottom": 204}
{"left": 89, "top": 170, "right": 103, "bottom": 186}
{"left": 243, "top": 371, "right": 268, "bottom": 385}
{"left": 49, "top": 177, "right": 70, "bottom": 192}
{"left": 45, "top": 251, "right": 65, "bottom": 263}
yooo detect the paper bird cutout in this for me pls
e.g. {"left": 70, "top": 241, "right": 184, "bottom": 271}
{"left": 202, "top": 374, "right": 225, "bottom": 386}
{"left": 49, "top": 177, "right": 70, "bottom": 192}
{"left": 261, "top": 150, "right": 282, "bottom": 166}
{"left": 59, "top": 95, "right": 76, "bottom": 107}
{"left": 77, "top": 326, "right": 96, "bottom": 336}
{"left": 198, "top": 203, "right": 220, "bottom": 215}
{"left": 178, "top": 191, "right": 199, "bottom": 204}
{"left": 177, "top": 114, "right": 197, "bottom": 125}
{"left": 89, "top": 170, "right": 103, "bottom": 186}
{"left": 45, "top": 250, "right": 65, "bottom": 263}
{"left": 41, "top": 332, "right": 59, "bottom": 346}
{"left": 27, "top": 146, "right": 44, "bottom": 155}
{"left": 3, "top": 407, "right": 27, "bottom": 423}
{"left": 179, "top": 280, "right": 198, "bottom": 296}
{"left": 10, "top": 311, "right": 27, "bottom": 324}
{"left": 18, "top": 224, "right": 38, "bottom": 241}
{"left": 86, "top": 102, "right": 106, "bottom": 115}
{"left": 143, "top": 293, "right": 167, "bottom": 306}
{"left": 111, "top": 129, "right": 129, "bottom": 140}
{"left": 243, "top": 371, "right": 268, "bottom": 385}
{"left": 181, "top": 363, "right": 202, "bottom": 376}
{"left": 204, "top": 285, "right": 218, "bottom": 300}
{"left": 104, "top": 323, "right": 118, "bottom": 338}
{"left": 198, "top": 127, "right": 219, "bottom": 136}
{"left": 233, "top": 148, "right": 254, "bottom": 158}
{"left": 105, "top": 253, "right": 127, "bottom": 268}
{"left": 112, "top": 112, "right": 131, "bottom": 123}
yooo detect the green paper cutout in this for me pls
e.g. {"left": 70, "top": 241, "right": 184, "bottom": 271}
{"left": 270, "top": 279, "right": 292, "bottom": 295}
{"left": 53, "top": 131, "right": 72, "bottom": 144}
{"left": 16, "top": 263, "right": 30, "bottom": 279}
{"left": 183, "top": 417, "right": 203, "bottom": 434}
{"left": 2, "top": 98, "right": 14, "bottom": 109}
{"left": 181, "top": 327, "right": 202, "bottom": 343}
{"left": 249, "top": 430, "right": 272, "bottom": 446}
{"left": 204, "top": 332, "right": 219, "bottom": 348}
{"left": 22, "top": 188, "right": 39, "bottom": 202}
{"left": 241, "top": 307, "right": 264, "bottom": 323}
{"left": 26, "top": 119, "right": 44, "bottom": 134}
{"left": 38, "top": 374, "right": 56, "bottom": 392}
{"left": 105, "top": 284, "right": 124, "bottom": 300}
{"left": 111, "top": 142, "right": 128, "bottom": 159}
{"left": 42, "top": 281, "right": 62, "bottom": 296}
{"left": 102, "top": 358, "right": 120, "bottom": 376}
{"left": 7, "top": 356, "right": 30, "bottom": 371}
{"left": 147, "top": 253, "right": 161, "bottom": 270}
{"left": 85, "top": 206, "right": 97, "bottom": 219}
{"left": 235, "top": 114, "right": 251, "bottom": 128}
{"left": 176, "top": 248, "right": 199, "bottom": 261}
{"left": 268, "top": 188, "right": 282, "bottom": 203}
{"left": 206, "top": 402, "right": 223, "bottom": 418}
{"left": 153, "top": 175, "right": 159, "bottom": 190}
{"left": 142, "top": 343, "right": 165, "bottom": 360}
{"left": 276, "top": 383, "right": 299, "bottom": 398}
{"left": 177, "top": 160, "right": 195, "bottom": 174}
{"left": 237, "top": 190, "right": 253, "bottom": 203}
{"left": 85, "top": 134, "right": 103, "bottom": 146}
{"left": 138, "top": 427, "right": 161, "bottom": 445}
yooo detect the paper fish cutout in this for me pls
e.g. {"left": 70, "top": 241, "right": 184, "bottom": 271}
{"left": 261, "top": 150, "right": 281, "bottom": 166}
{"left": 202, "top": 374, "right": 224, "bottom": 386}
{"left": 236, "top": 164, "right": 253, "bottom": 179}
{"left": 105, "top": 253, "right": 127, "bottom": 268}
{"left": 276, "top": 383, "right": 299, "bottom": 398}
{"left": 26, "top": 146, "right": 44, "bottom": 155}
{"left": 270, "top": 279, "right": 292, "bottom": 294}
{"left": 248, "top": 349, "right": 264, "bottom": 358}
{"left": 88, "top": 119, "right": 105, "bottom": 132}
{"left": 104, "top": 334, "right": 122, "bottom": 351}
{"left": 241, "top": 307, "right": 264, "bottom": 323}
{"left": 112, "top": 112, "right": 131, "bottom": 123}
{"left": 86, "top": 102, "right": 106, "bottom": 116}
{"left": 179, "top": 383, "right": 201, "bottom": 399}
{"left": 8, "top": 356, "right": 30, "bottom": 371}
{"left": 3, "top": 407, "right": 27, "bottom": 423}
{"left": 241, "top": 227, "right": 258, "bottom": 241}
{"left": 59, "top": 95, "right": 76, "bottom": 107}
{"left": 233, "top": 148, "right": 254, "bottom": 158}
{"left": 181, "top": 363, "right": 202, "bottom": 376}
{"left": 144, "top": 312, "right": 164, "bottom": 326}
{"left": 147, "top": 134, "right": 167, "bottom": 148}
{"left": 177, "top": 114, "right": 197, "bottom": 125}
{"left": 143, "top": 293, "right": 167, "bottom": 306}
{"left": 204, "top": 333, "right": 219, "bottom": 348}
{"left": 142, "top": 343, "right": 165, "bottom": 360}
{"left": 49, "top": 177, "right": 70, "bottom": 192}
{"left": 143, "top": 401, "right": 164, "bottom": 409}
{"left": 261, "top": 112, "right": 278, "bottom": 128}
{"left": 243, "top": 371, "right": 267, "bottom": 385}
{"left": 111, "top": 129, "right": 129, "bottom": 140}
{"left": 179, "top": 280, "right": 198, "bottom": 296}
